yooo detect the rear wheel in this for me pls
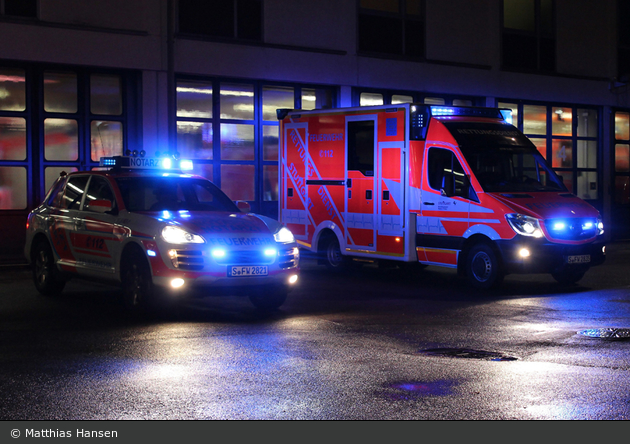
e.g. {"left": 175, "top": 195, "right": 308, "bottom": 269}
{"left": 32, "top": 241, "right": 65, "bottom": 296}
{"left": 551, "top": 268, "right": 586, "bottom": 285}
{"left": 465, "top": 243, "right": 504, "bottom": 289}
{"left": 120, "top": 248, "right": 154, "bottom": 313}
{"left": 249, "top": 288, "right": 287, "bottom": 310}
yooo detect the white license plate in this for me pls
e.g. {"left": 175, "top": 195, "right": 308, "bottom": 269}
{"left": 566, "top": 255, "right": 590, "bottom": 264}
{"left": 228, "top": 266, "right": 268, "bottom": 277}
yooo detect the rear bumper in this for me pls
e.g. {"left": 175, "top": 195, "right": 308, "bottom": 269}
{"left": 496, "top": 236, "right": 606, "bottom": 275}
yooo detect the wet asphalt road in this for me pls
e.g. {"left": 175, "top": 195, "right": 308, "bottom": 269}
{"left": 1, "top": 243, "right": 630, "bottom": 420}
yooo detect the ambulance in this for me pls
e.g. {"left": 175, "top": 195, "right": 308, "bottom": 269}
{"left": 278, "top": 104, "right": 606, "bottom": 288}
{"left": 24, "top": 154, "right": 299, "bottom": 312}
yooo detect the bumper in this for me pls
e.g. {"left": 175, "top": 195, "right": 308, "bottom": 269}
{"left": 496, "top": 236, "right": 606, "bottom": 275}
{"left": 152, "top": 268, "right": 299, "bottom": 295}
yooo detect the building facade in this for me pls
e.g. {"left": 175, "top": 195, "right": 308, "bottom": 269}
{"left": 1, "top": 0, "right": 629, "bottom": 262}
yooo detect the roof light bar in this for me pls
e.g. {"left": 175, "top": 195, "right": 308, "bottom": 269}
{"left": 99, "top": 155, "right": 194, "bottom": 171}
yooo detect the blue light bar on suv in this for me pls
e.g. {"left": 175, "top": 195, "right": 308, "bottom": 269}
{"left": 99, "top": 155, "right": 193, "bottom": 171}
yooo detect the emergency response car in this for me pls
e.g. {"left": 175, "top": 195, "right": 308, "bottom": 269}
{"left": 24, "top": 155, "right": 299, "bottom": 312}
{"left": 278, "top": 104, "right": 606, "bottom": 288}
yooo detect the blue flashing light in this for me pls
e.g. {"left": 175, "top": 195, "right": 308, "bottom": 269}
{"left": 147, "top": 249, "right": 157, "bottom": 257}
{"left": 211, "top": 248, "right": 226, "bottom": 259}
{"left": 180, "top": 159, "right": 194, "bottom": 171}
{"left": 553, "top": 222, "right": 566, "bottom": 231}
{"left": 264, "top": 248, "right": 277, "bottom": 257}
{"left": 162, "top": 158, "right": 173, "bottom": 169}
{"left": 500, "top": 109, "right": 513, "bottom": 124}
{"left": 431, "top": 107, "right": 455, "bottom": 116}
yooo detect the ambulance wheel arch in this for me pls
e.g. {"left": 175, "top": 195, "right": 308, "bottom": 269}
{"left": 458, "top": 235, "right": 505, "bottom": 289}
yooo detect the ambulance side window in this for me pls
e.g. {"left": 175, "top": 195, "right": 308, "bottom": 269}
{"left": 347, "top": 120, "right": 374, "bottom": 176}
{"left": 428, "top": 148, "right": 474, "bottom": 200}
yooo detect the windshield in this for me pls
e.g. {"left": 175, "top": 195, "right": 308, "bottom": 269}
{"left": 116, "top": 176, "right": 240, "bottom": 212}
{"left": 442, "top": 121, "right": 567, "bottom": 193}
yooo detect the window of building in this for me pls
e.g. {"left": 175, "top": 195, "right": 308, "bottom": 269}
{"left": 358, "top": 0, "right": 425, "bottom": 58}
{"left": 502, "top": 0, "right": 555, "bottom": 73}
{"left": 0, "top": 65, "right": 134, "bottom": 210}
{"left": 178, "top": 0, "right": 262, "bottom": 41}
{"left": 614, "top": 112, "right": 630, "bottom": 205}
{"left": 618, "top": 1, "right": 630, "bottom": 80}
{"left": 1, "top": 0, "right": 37, "bottom": 18}
{"left": 499, "top": 100, "right": 599, "bottom": 201}
{"left": 356, "top": 89, "right": 482, "bottom": 107}
{"left": 175, "top": 78, "right": 336, "bottom": 217}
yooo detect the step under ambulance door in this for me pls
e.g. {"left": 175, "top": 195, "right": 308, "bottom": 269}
{"left": 281, "top": 122, "right": 311, "bottom": 243}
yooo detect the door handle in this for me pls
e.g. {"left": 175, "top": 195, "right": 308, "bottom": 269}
{"left": 423, "top": 201, "right": 435, "bottom": 205}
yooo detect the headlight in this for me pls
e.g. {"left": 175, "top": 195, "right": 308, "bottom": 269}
{"left": 273, "top": 226, "right": 295, "bottom": 243}
{"left": 161, "top": 225, "right": 205, "bottom": 244}
{"left": 506, "top": 213, "right": 543, "bottom": 238}
{"left": 597, "top": 218, "right": 604, "bottom": 235}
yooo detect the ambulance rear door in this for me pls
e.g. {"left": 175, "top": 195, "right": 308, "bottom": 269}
{"left": 281, "top": 122, "right": 311, "bottom": 243}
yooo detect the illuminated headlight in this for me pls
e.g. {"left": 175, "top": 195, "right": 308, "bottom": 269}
{"left": 506, "top": 214, "right": 543, "bottom": 238}
{"left": 161, "top": 225, "right": 205, "bottom": 244}
{"left": 597, "top": 219, "right": 604, "bottom": 235}
{"left": 273, "top": 226, "right": 295, "bottom": 243}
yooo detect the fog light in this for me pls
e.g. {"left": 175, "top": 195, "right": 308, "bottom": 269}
{"left": 519, "top": 248, "right": 530, "bottom": 258}
{"left": 602, "top": 246, "right": 606, "bottom": 255}
{"left": 171, "top": 278, "right": 185, "bottom": 288}
{"left": 288, "top": 274, "right": 298, "bottom": 284}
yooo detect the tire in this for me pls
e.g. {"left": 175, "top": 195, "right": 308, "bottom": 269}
{"left": 120, "top": 248, "right": 154, "bottom": 313}
{"left": 323, "top": 236, "right": 349, "bottom": 272}
{"left": 465, "top": 243, "right": 504, "bottom": 289}
{"left": 32, "top": 241, "right": 65, "bottom": 296}
{"left": 249, "top": 288, "right": 287, "bottom": 310}
{"left": 551, "top": 268, "right": 586, "bottom": 285}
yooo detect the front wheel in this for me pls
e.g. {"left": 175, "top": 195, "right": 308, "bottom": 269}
{"left": 32, "top": 241, "right": 65, "bottom": 296}
{"left": 120, "top": 248, "right": 154, "bottom": 313}
{"left": 323, "top": 236, "right": 349, "bottom": 271}
{"left": 551, "top": 268, "right": 586, "bottom": 285}
{"left": 464, "top": 243, "right": 504, "bottom": 289}
{"left": 249, "top": 288, "right": 287, "bottom": 310}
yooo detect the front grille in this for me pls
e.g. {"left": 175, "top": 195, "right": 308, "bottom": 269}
{"left": 544, "top": 218, "right": 598, "bottom": 241}
{"left": 172, "top": 250, "right": 204, "bottom": 271}
{"left": 212, "top": 250, "right": 276, "bottom": 266}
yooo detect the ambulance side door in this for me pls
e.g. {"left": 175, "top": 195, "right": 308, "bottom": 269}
{"left": 417, "top": 146, "right": 472, "bottom": 266}
{"left": 345, "top": 115, "right": 377, "bottom": 251}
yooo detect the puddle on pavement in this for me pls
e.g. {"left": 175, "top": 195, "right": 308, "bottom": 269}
{"left": 419, "top": 347, "right": 518, "bottom": 361}
{"left": 577, "top": 328, "right": 630, "bottom": 340}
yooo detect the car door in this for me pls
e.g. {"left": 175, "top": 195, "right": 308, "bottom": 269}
{"left": 72, "top": 175, "right": 119, "bottom": 277}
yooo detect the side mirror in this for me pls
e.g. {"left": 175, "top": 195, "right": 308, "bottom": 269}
{"left": 85, "top": 199, "right": 113, "bottom": 213}
{"left": 236, "top": 201, "right": 251, "bottom": 213}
